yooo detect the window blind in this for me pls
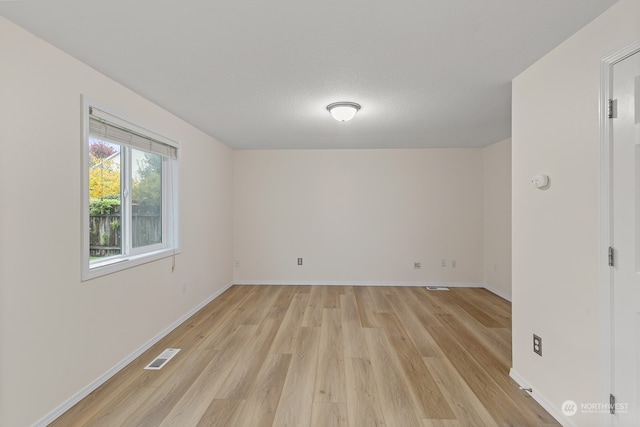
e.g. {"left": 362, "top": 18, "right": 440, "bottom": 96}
{"left": 89, "top": 107, "right": 177, "bottom": 159}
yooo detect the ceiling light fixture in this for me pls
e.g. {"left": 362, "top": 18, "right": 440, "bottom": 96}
{"left": 327, "top": 102, "right": 361, "bottom": 122}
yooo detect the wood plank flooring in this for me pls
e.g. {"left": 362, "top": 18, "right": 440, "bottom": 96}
{"left": 50, "top": 285, "right": 560, "bottom": 426}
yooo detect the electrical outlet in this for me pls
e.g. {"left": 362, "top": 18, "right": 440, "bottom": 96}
{"left": 452, "top": 260, "right": 456, "bottom": 268}
{"left": 533, "top": 334, "right": 542, "bottom": 356}
{"left": 414, "top": 262, "right": 421, "bottom": 269}
{"left": 297, "top": 257, "right": 303, "bottom": 266}
{"left": 234, "top": 260, "right": 240, "bottom": 268}
{"left": 441, "top": 259, "right": 447, "bottom": 267}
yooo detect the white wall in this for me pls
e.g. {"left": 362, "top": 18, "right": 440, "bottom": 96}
{"left": 0, "top": 17, "right": 233, "bottom": 427}
{"left": 483, "top": 138, "right": 512, "bottom": 300}
{"left": 511, "top": 0, "right": 640, "bottom": 425}
{"left": 233, "top": 149, "right": 485, "bottom": 285}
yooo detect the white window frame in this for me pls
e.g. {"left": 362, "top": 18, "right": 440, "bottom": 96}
{"left": 81, "top": 96, "right": 180, "bottom": 281}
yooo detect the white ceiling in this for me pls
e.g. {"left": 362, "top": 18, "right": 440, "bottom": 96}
{"left": 0, "top": 0, "right": 618, "bottom": 149}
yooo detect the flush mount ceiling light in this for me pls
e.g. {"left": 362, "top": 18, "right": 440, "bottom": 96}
{"left": 327, "top": 102, "right": 361, "bottom": 122}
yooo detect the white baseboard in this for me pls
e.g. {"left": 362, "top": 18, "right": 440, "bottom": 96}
{"left": 33, "top": 281, "right": 234, "bottom": 427}
{"left": 483, "top": 284, "right": 512, "bottom": 301}
{"left": 234, "top": 280, "right": 484, "bottom": 288}
{"left": 509, "top": 368, "right": 573, "bottom": 427}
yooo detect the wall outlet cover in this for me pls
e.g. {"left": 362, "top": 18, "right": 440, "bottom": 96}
{"left": 533, "top": 334, "right": 542, "bottom": 356}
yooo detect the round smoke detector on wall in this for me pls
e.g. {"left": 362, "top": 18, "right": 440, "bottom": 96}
{"left": 531, "top": 174, "right": 549, "bottom": 189}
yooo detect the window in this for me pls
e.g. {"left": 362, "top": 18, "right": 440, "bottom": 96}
{"left": 82, "top": 99, "right": 179, "bottom": 280}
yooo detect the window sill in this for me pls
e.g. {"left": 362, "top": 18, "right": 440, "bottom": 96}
{"left": 82, "top": 247, "right": 180, "bottom": 281}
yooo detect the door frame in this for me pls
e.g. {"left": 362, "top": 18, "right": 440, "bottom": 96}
{"left": 600, "top": 39, "right": 640, "bottom": 427}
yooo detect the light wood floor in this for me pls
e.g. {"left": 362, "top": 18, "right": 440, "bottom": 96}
{"left": 51, "top": 285, "right": 560, "bottom": 426}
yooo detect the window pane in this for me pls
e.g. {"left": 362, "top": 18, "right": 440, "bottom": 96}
{"left": 132, "top": 149, "right": 162, "bottom": 248}
{"left": 88, "top": 138, "right": 122, "bottom": 262}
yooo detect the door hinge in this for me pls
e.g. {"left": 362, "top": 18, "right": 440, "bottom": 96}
{"left": 608, "top": 99, "right": 617, "bottom": 119}
{"left": 608, "top": 247, "right": 614, "bottom": 267}
{"left": 610, "top": 393, "right": 615, "bottom": 414}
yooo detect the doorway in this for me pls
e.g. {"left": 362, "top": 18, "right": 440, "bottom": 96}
{"left": 608, "top": 45, "right": 640, "bottom": 427}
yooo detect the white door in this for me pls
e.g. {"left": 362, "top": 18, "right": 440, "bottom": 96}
{"left": 613, "top": 49, "right": 640, "bottom": 427}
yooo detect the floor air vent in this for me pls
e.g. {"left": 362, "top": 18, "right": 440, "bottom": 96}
{"left": 144, "top": 348, "right": 181, "bottom": 370}
{"left": 426, "top": 286, "right": 450, "bottom": 291}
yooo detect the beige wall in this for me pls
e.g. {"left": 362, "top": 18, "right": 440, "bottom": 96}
{"left": 233, "top": 149, "right": 485, "bottom": 285}
{"left": 483, "top": 138, "right": 512, "bottom": 300}
{"left": 0, "top": 17, "right": 233, "bottom": 426}
{"left": 512, "top": 0, "right": 640, "bottom": 425}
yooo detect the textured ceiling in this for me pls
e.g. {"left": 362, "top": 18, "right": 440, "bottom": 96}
{"left": 0, "top": 0, "right": 618, "bottom": 149}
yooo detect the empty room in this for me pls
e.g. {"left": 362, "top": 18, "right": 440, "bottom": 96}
{"left": 1, "top": 1, "right": 639, "bottom": 426}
